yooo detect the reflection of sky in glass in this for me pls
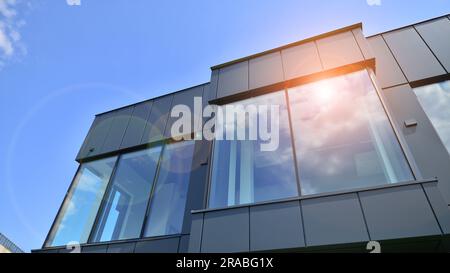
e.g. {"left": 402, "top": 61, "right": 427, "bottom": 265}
{"left": 288, "top": 70, "right": 413, "bottom": 195}
{"left": 414, "top": 80, "right": 450, "bottom": 154}
{"left": 209, "top": 91, "right": 298, "bottom": 208}
{"left": 47, "top": 156, "right": 117, "bottom": 247}
{"left": 93, "top": 147, "right": 162, "bottom": 242}
{"left": 144, "top": 141, "right": 195, "bottom": 237}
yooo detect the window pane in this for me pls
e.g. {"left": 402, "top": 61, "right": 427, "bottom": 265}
{"left": 413, "top": 80, "right": 450, "bottom": 154}
{"left": 144, "top": 141, "right": 195, "bottom": 237}
{"left": 288, "top": 70, "right": 413, "bottom": 195}
{"left": 208, "top": 92, "right": 298, "bottom": 208}
{"left": 46, "top": 157, "right": 117, "bottom": 246}
{"left": 92, "top": 147, "right": 162, "bottom": 242}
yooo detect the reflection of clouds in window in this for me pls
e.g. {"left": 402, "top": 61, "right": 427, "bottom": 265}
{"left": 414, "top": 81, "right": 450, "bottom": 153}
{"left": 209, "top": 91, "right": 298, "bottom": 208}
{"left": 289, "top": 70, "right": 413, "bottom": 195}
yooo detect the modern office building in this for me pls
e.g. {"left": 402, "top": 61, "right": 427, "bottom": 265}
{"left": 0, "top": 233, "right": 24, "bottom": 253}
{"left": 35, "top": 14, "right": 450, "bottom": 253}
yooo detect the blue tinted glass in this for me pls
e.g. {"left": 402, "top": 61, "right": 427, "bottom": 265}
{"left": 144, "top": 141, "right": 195, "bottom": 237}
{"left": 92, "top": 146, "right": 162, "bottom": 242}
{"left": 47, "top": 156, "right": 117, "bottom": 247}
{"left": 208, "top": 91, "right": 298, "bottom": 208}
{"left": 414, "top": 80, "right": 450, "bottom": 154}
{"left": 288, "top": 70, "right": 413, "bottom": 195}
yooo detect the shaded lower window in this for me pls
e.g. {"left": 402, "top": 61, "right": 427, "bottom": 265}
{"left": 288, "top": 70, "right": 413, "bottom": 195}
{"left": 46, "top": 156, "right": 117, "bottom": 247}
{"left": 143, "top": 140, "right": 195, "bottom": 237}
{"left": 413, "top": 80, "right": 450, "bottom": 154}
{"left": 91, "top": 146, "right": 162, "bottom": 242}
{"left": 208, "top": 92, "right": 298, "bottom": 208}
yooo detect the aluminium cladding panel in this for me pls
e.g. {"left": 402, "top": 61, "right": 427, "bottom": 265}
{"left": 81, "top": 245, "right": 108, "bottom": 253}
{"left": 422, "top": 182, "right": 450, "bottom": 234}
{"left": 352, "top": 28, "right": 375, "bottom": 60}
{"left": 164, "top": 85, "right": 204, "bottom": 139}
{"left": 187, "top": 213, "right": 204, "bottom": 253}
{"left": 382, "top": 84, "right": 450, "bottom": 203}
{"left": 281, "top": 41, "right": 323, "bottom": 80}
{"left": 106, "top": 242, "right": 136, "bottom": 253}
{"left": 249, "top": 51, "right": 284, "bottom": 90}
{"left": 315, "top": 30, "right": 364, "bottom": 70}
{"left": 178, "top": 235, "right": 190, "bottom": 253}
{"left": 120, "top": 101, "right": 153, "bottom": 149}
{"left": 100, "top": 106, "right": 134, "bottom": 154}
{"left": 208, "top": 70, "right": 219, "bottom": 102}
{"left": 367, "top": 35, "right": 407, "bottom": 88}
{"left": 76, "top": 111, "right": 116, "bottom": 159}
{"left": 301, "top": 193, "right": 369, "bottom": 247}
{"left": 216, "top": 61, "right": 249, "bottom": 99}
{"left": 140, "top": 94, "right": 174, "bottom": 144}
{"left": 382, "top": 27, "right": 446, "bottom": 82}
{"left": 134, "top": 237, "right": 180, "bottom": 253}
{"left": 359, "top": 184, "right": 442, "bottom": 241}
{"left": 250, "top": 201, "right": 305, "bottom": 251}
{"left": 201, "top": 207, "right": 250, "bottom": 253}
{"left": 415, "top": 17, "right": 450, "bottom": 72}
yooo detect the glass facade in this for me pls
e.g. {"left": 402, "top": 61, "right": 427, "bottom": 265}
{"left": 47, "top": 69, "right": 416, "bottom": 246}
{"left": 144, "top": 140, "right": 195, "bottom": 237}
{"left": 92, "top": 147, "right": 162, "bottom": 242}
{"left": 208, "top": 69, "right": 414, "bottom": 207}
{"left": 288, "top": 70, "right": 413, "bottom": 195}
{"left": 208, "top": 92, "right": 298, "bottom": 208}
{"left": 47, "top": 156, "right": 117, "bottom": 247}
{"left": 413, "top": 80, "right": 450, "bottom": 154}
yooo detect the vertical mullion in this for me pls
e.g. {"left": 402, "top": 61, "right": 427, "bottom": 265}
{"left": 139, "top": 143, "right": 167, "bottom": 239}
{"left": 284, "top": 89, "right": 303, "bottom": 197}
{"left": 87, "top": 155, "right": 121, "bottom": 244}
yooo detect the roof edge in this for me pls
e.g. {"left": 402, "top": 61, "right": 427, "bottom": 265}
{"left": 210, "top": 22, "right": 363, "bottom": 70}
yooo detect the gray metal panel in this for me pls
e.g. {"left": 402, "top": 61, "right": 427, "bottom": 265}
{"left": 201, "top": 207, "right": 249, "bottom": 253}
{"left": 383, "top": 27, "right": 446, "bottom": 82}
{"left": 217, "top": 61, "right": 249, "bottom": 98}
{"left": 100, "top": 106, "right": 134, "bottom": 153}
{"left": 423, "top": 182, "right": 450, "bottom": 234}
{"left": 178, "top": 235, "right": 190, "bottom": 253}
{"left": 352, "top": 28, "right": 375, "bottom": 60}
{"left": 316, "top": 31, "right": 364, "bottom": 70}
{"left": 81, "top": 111, "right": 116, "bottom": 157}
{"left": 81, "top": 245, "right": 108, "bottom": 253}
{"left": 106, "top": 242, "right": 136, "bottom": 253}
{"left": 415, "top": 17, "right": 450, "bottom": 72}
{"left": 383, "top": 84, "right": 450, "bottom": 203}
{"left": 164, "top": 85, "right": 204, "bottom": 138}
{"left": 140, "top": 95, "right": 173, "bottom": 144}
{"left": 249, "top": 51, "right": 284, "bottom": 89}
{"left": 187, "top": 213, "right": 203, "bottom": 253}
{"left": 301, "top": 193, "right": 369, "bottom": 246}
{"left": 250, "top": 201, "right": 305, "bottom": 251}
{"left": 359, "top": 184, "right": 441, "bottom": 241}
{"left": 281, "top": 41, "right": 323, "bottom": 80}
{"left": 208, "top": 70, "right": 219, "bottom": 101}
{"left": 120, "top": 101, "right": 153, "bottom": 149}
{"left": 134, "top": 238, "right": 180, "bottom": 253}
{"left": 76, "top": 117, "right": 100, "bottom": 160}
{"left": 367, "top": 35, "right": 407, "bottom": 88}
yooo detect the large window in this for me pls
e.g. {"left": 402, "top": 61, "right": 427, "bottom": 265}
{"left": 413, "top": 80, "right": 450, "bottom": 154}
{"left": 91, "top": 147, "right": 162, "bottom": 242}
{"left": 143, "top": 140, "right": 195, "bottom": 237}
{"left": 46, "top": 156, "right": 117, "bottom": 247}
{"left": 208, "top": 92, "right": 299, "bottom": 208}
{"left": 288, "top": 70, "right": 413, "bottom": 195}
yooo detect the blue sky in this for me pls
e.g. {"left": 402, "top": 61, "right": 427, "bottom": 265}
{"left": 0, "top": 0, "right": 449, "bottom": 252}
